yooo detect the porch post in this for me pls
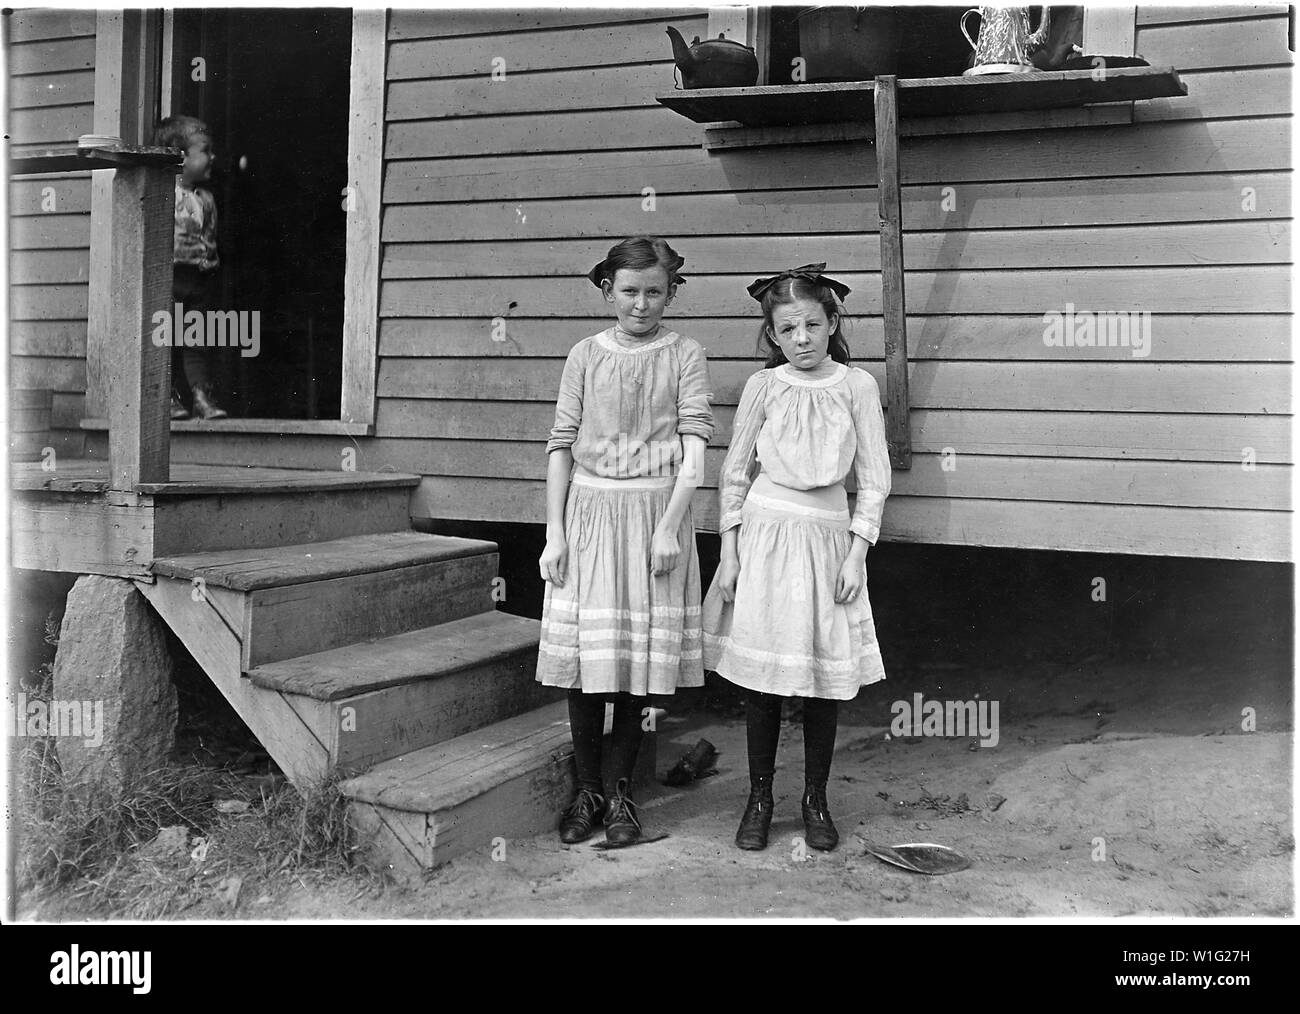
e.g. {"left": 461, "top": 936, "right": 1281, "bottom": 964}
{"left": 874, "top": 75, "right": 912, "bottom": 469}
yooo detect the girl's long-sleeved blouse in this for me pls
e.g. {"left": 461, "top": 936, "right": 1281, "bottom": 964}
{"left": 546, "top": 328, "right": 714, "bottom": 478}
{"left": 718, "top": 362, "right": 891, "bottom": 543}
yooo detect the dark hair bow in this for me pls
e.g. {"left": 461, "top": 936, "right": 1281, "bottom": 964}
{"left": 746, "top": 263, "right": 850, "bottom": 302}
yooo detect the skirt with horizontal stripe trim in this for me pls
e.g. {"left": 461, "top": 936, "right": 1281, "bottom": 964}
{"left": 702, "top": 494, "right": 886, "bottom": 700}
{"left": 537, "top": 474, "right": 704, "bottom": 695}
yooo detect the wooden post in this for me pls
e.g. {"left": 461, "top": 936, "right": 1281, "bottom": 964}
{"left": 874, "top": 75, "right": 911, "bottom": 469}
{"left": 105, "top": 165, "right": 173, "bottom": 489}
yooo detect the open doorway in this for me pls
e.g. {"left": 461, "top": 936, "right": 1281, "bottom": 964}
{"left": 167, "top": 7, "right": 352, "bottom": 420}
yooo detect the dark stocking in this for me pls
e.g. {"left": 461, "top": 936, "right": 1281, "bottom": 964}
{"left": 607, "top": 692, "right": 646, "bottom": 785}
{"left": 802, "top": 697, "right": 839, "bottom": 788}
{"left": 745, "top": 689, "right": 784, "bottom": 780}
{"left": 567, "top": 690, "right": 606, "bottom": 795}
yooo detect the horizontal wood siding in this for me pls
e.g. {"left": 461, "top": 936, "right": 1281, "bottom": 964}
{"left": 372, "top": 5, "right": 1294, "bottom": 561}
{"left": 6, "top": 9, "right": 98, "bottom": 457}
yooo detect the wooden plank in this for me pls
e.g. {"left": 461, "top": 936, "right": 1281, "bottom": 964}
{"left": 5, "top": 9, "right": 98, "bottom": 42}
{"left": 387, "top": 17, "right": 705, "bottom": 79}
{"left": 7, "top": 249, "right": 90, "bottom": 285}
{"left": 656, "top": 68, "right": 1186, "bottom": 127}
{"left": 50, "top": 392, "right": 86, "bottom": 429}
{"left": 102, "top": 165, "right": 172, "bottom": 489}
{"left": 348, "top": 801, "right": 429, "bottom": 879}
{"left": 328, "top": 660, "right": 557, "bottom": 774}
{"left": 1135, "top": 65, "right": 1292, "bottom": 121}
{"left": 379, "top": 267, "right": 1293, "bottom": 317}
{"left": 378, "top": 359, "right": 1291, "bottom": 414}
{"left": 10, "top": 356, "right": 86, "bottom": 391}
{"left": 6, "top": 104, "right": 94, "bottom": 145}
{"left": 387, "top": 7, "right": 700, "bottom": 40}
{"left": 1135, "top": 14, "right": 1294, "bottom": 69}
{"left": 308, "top": 436, "right": 1291, "bottom": 511}
{"left": 1083, "top": 5, "right": 1136, "bottom": 57}
{"left": 5, "top": 37, "right": 96, "bottom": 75}
{"left": 381, "top": 221, "right": 1292, "bottom": 280}
{"left": 375, "top": 400, "right": 1293, "bottom": 464}
{"left": 341, "top": 9, "right": 386, "bottom": 429}
{"left": 883, "top": 497, "right": 1292, "bottom": 562}
{"left": 9, "top": 214, "right": 91, "bottom": 249}
{"left": 7, "top": 70, "right": 96, "bottom": 109}
{"left": 243, "top": 556, "right": 498, "bottom": 669}
{"left": 1136, "top": 5, "right": 1289, "bottom": 26}
{"left": 342, "top": 700, "right": 573, "bottom": 809}
{"left": 406, "top": 478, "right": 1292, "bottom": 562}
{"left": 8, "top": 179, "right": 92, "bottom": 214}
{"left": 379, "top": 312, "right": 1294, "bottom": 362}
{"left": 138, "top": 579, "right": 331, "bottom": 787}
{"left": 875, "top": 76, "right": 910, "bottom": 470}
{"left": 248, "top": 610, "right": 541, "bottom": 700}
{"left": 386, "top": 106, "right": 701, "bottom": 160}
{"left": 151, "top": 488, "right": 415, "bottom": 557}
{"left": 151, "top": 530, "right": 496, "bottom": 591}
{"left": 384, "top": 122, "right": 1291, "bottom": 203}
{"left": 381, "top": 172, "right": 1293, "bottom": 240}
{"left": 9, "top": 494, "right": 154, "bottom": 577}
{"left": 8, "top": 285, "right": 87, "bottom": 320}
{"left": 386, "top": 62, "right": 672, "bottom": 120}
{"left": 703, "top": 105, "right": 1135, "bottom": 149}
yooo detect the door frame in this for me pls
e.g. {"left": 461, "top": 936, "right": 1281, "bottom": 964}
{"left": 86, "top": 8, "right": 384, "bottom": 435}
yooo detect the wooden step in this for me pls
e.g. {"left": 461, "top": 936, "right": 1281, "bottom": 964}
{"left": 151, "top": 532, "right": 501, "bottom": 668}
{"left": 151, "top": 530, "right": 496, "bottom": 590}
{"left": 247, "top": 611, "right": 560, "bottom": 772}
{"left": 342, "top": 701, "right": 658, "bottom": 876}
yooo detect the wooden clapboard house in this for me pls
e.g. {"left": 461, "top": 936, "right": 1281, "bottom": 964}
{"left": 5, "top": 6, "right": 1293, "bottom": 874}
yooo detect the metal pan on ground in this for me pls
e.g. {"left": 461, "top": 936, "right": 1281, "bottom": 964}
{"left": 863, "top": 842, "right": 972, "bottom": 875}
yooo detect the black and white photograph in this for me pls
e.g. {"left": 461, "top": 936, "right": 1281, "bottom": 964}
{"left": 1, "top": 0, "right": 1294, "bottom": 948}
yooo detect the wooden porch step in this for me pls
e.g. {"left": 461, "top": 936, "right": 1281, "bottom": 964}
{"left": 151, "top": 530, "right": 496, "bottom": 590}
{"left": 151, "top": 531, "right": 501, "bottom": 670}
{"left": 247, "top": 610, "right": 542, "bottom": 700}
{"left": 342, "top": 701, "right": 657, "bottom": 875}
{"left": 247, "top": 611, "right": 559, "bottom": 772}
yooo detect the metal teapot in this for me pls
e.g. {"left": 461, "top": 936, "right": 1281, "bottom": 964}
{"left": 960, "top": 6, "right": 1051, "bottom": 75}
{"left": 666, "top": 26, "right": 759, "bottom": 89}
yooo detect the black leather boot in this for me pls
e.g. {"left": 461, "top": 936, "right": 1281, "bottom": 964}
{"left": 558, "top": 787, "right": 605, "bottom": 844}
{"left": 801, "top": 782, "right": 839, "bottom": 851}
{"left": 603, "top": 778, "right": 642, "bottom": 846}
{"left": 735, "top": 775, "right": 774, "bottom": 851}
{"left": 170, "top": 388, "right": 190, "bottom": 420}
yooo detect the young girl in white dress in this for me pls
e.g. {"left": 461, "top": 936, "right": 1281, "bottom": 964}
{"left": 701, "top": 264, "right": 891, "bottom": 852}
{"left": 537, "top": 236, "right": 714, "bottom": 846}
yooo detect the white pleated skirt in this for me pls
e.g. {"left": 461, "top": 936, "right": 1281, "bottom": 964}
{"left": 701, "top": 484, "right": 886, "bottom": 701}
{"left": 536, "top": 471, "right": 704, "bottom": 696}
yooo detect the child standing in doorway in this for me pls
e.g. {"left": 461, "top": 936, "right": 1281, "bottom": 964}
{"left": 538, "top": 236, "right": 713, "bottom": 847}
{"left": 701, "top": 264, "right": 891, "bottom": 852}
{"left": 154, "top": 114, "right": 228, "bottom": 420}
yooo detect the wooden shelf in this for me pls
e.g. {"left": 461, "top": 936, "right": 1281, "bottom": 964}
{"left": 8, "top": 141, "right": 182, "bottom": 176}
{"left": 657, "top": 66, "right": 1186, "bottom": 128}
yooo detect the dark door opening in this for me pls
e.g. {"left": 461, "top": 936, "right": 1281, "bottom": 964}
{"left": 169, "top": 7, "right": 351, "bottom": 420}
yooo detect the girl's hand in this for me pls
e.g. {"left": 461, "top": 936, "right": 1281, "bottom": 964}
{"left": 650, "top": 525, "right": 680, "bottom": 576}
{"left": 835, "top": 555, "right": 865, "bottom": 605}
{"left": 539, "top": 536, "right": 568, "bottom": 587}
{"left": 716, "top": 553, "right": 741, "bottom": 602}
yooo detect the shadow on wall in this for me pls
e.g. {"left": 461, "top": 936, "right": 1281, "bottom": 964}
{"left": 417, "top": 518, "right": 1294, "bottom": 677}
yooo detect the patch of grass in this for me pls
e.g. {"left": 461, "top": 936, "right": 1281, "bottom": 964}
{"left": 17, "top": 745, "right": 379, "bottom": 919}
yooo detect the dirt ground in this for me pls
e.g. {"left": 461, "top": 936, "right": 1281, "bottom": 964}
{"left": 13, "top": 547, "right": 1295, "bottom": 921}
{"left": 243, "top": 652, "right": 1289, "bottom": 920}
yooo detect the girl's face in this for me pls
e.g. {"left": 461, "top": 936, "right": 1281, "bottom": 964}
{"left": 768, "top": 297, "right": 838, "bottom": 369}
{"left": 182, "top": 133, "right": 214, "bottom": 185}
{"left": 603, "top": 265, "right": 674, "bottom": 336}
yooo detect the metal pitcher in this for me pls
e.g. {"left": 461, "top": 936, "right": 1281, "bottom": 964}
{"left": 960, "top": 6, "right": 1051, "bottom": 75}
